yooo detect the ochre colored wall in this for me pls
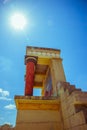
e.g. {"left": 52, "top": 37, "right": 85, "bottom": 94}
{"left": 15, "top": 110, "right": 63, "bottom": 130}
{"left": 15, "top": 123, "right": 62, "bottom": 130}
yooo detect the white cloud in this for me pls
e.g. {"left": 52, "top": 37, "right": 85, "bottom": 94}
{"left": 0, "top": 56, "right": 13, "bottom": 72}
{"left": 0, "top": 88, "right": 9, "bottom": 97}
{"left": 4, "top": 104, "right": 16, "bottom": 110}
{"left": 0, "top": 88, "right": 12, "bottom": 101}
{"left": 0, "top": 96, "right": 12, "bottom": 101}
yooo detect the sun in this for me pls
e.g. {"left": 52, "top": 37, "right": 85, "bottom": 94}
{"left": 10, "top": 13, "right": 27, "bottom": 30}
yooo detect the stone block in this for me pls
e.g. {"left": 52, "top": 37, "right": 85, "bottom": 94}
{"left": 70, "top": 111, "right": 86, "bottom": 127}
{"left": 63, "top": 118, "right": 71, "bottom": 129}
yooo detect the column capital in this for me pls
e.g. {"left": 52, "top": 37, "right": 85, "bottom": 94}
{"left": 25, "top": 56, "right": 38, "bottom": 65}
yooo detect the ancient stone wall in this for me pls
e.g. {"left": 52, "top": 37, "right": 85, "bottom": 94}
{"left": 57, "top": 82, "right": 87, "bottom": 130}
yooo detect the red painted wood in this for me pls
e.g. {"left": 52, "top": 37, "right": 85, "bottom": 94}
{"left": 25, "top": 61, "right": 35, "bottom": 96}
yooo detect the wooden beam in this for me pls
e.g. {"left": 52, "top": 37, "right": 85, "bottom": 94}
{"left": 34, "top": 74, "right": 45, "bottom": 82}
{"left": 15, "top": 96, "right": 60, "bottom": 110}
{"left": 33, "top": 86, "right": 43, "bottom": 88}
{"left": 37, "top": 57, "right": 51, "bottom": 65}
{"left": 33, "top": 82, "right": 43, "bottom": 87}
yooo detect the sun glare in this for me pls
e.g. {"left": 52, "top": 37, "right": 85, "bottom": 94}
{"left": 10, "top": 13, "right": 27, "bottom": 30}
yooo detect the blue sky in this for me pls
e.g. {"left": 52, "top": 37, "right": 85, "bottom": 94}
{"left": 0, "top": 0, "right": 87, "bottom": 126}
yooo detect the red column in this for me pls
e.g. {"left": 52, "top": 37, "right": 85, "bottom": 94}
{"left": 25, "top": 57, "right": 37, "bottom": 96}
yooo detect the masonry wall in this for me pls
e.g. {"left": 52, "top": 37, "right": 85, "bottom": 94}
{"left": 57, "top": 82, "right": 87, "bottom": 130}
{"left": 15, "top": 110, "right": 63, "bottom": 130}
{"left": 15, "top": 82, "right": 87, "bottom": 130}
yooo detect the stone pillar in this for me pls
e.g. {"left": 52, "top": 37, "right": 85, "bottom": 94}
{"left": 25, "top": 56, "right": 37, "bottom": 96}
{"left": 50, "top": 58, "right": 66, "bottom": 96}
